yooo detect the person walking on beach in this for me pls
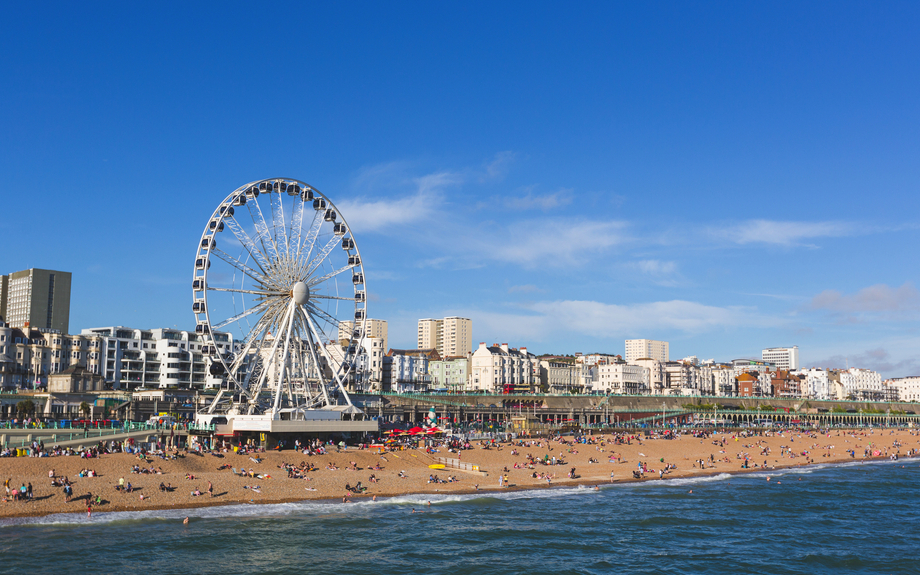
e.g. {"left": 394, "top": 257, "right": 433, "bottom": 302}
{"left": 208, "top": 481, "right": 213, "bottom": 497}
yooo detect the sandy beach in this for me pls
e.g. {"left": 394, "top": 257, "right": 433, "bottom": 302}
{"left": 2, "top": 428, "right": 918, "bottom": 519}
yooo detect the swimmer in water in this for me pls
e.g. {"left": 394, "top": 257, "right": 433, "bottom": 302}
{"left": 183, "top": 517, "right": 189, "bottom": 524}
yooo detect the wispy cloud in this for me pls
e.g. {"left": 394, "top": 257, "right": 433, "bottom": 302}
{"left": 810, "top": 347, "right": 920, "bottom": 375}
{"left": 480, "top": 219, "right": 629, "bottom": 267}
{"left": 635, "top": 259, "right": 677, "bottom": 275}
{"left": 503, "top": 188, "right": 573, "bottom": 211}
{"left": 480, "top": 151, "right": 517, "bottom": 182}
{"left": 337, "top": 169, "right": 461, "bottom": 232}
{"left": 508, "top": 284, "right": 543, "bottom": 294}
{"left": 452, "top": 299, "right": 780, "bottom": 345}
{"left": 810, "top": 282, "right": 920, "bottom": 320}
{"left": 526, "top": 299, "right": 779, "bottom": 336}
{"left": 712, "top": 219, "right": 853, "bottom": 247}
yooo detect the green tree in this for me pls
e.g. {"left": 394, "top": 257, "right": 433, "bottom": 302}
{"left": 79, "top": 401, "right": 92, "bottom": 418}
{"left": 16, "top": 399, "right": 35, "bottom": 417}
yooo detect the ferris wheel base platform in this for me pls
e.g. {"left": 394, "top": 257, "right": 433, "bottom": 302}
{"left": 226, "top": 415, "right": 379, "bottom": 434}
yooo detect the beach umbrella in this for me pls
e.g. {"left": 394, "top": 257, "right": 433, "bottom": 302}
{"left": 408, "top": 426, "right": 424, "bottom": 434}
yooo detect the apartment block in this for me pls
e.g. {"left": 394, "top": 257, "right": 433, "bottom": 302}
{"left": 1, "top": 268, "right": 72, "bottom": 334}
{"left": 417, "top": 316, "right": 472, "bottom": 358}
{"left": 339, "top": 318, "right": 388, "bottom": 352}
{"left": 762, "top": 346, "right": 799, "bottom": 371}
{"left": 625, "top": 339, "right": 669, "bottom": 363}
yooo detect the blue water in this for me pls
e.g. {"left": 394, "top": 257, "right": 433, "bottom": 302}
{"left": 2, "top": 460, "right": 918, "bottom": 574}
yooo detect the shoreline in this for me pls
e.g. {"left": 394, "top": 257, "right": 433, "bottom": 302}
{"left": 1, "top": 429, "right": 915, "bottom": 521}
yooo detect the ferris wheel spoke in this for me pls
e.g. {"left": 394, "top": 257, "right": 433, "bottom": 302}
{"left": 207, "top": 286, "right": 281, "bottom": 297}
{"left": 211, "top": 247, "right": 269, "bottom": 284}
{"left": 247, "top": 196, "right": 282, "bottom": 264}
{"left": 222, "top": 217, "right": 272, "bottom": 273}
{"left": 302, "top": 235, "right": 342, "bottom": 279}
{"left": 270, "top": 190, "right": 290, "bottom": 260}
{"left": 303, "top": 302, "right": 342, "bottom": 334}
{"left": 210, "top": 300, "right": 273, "bottom": 331}
{"left": 297, "top": 210, "right": 323, "bottom": 269}
{"left": 289, "top": 198, "right": 305, "bottom": 266}
{"left": 308, "top": 264, "right": 355, "bottom": 288}
{"left": 310, "top": 294, "right": 356, "bottom": 302}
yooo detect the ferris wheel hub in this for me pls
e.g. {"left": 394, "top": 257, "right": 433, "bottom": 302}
{"left": 291, "top": 281, "right": 310, "bottom": 305}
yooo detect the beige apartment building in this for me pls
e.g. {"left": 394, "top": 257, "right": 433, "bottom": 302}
{"left": 417, "top": 316, "right": 472, "bottom": 358}
{"left": 1, "top": 268, "right": 72, "bottom": 334}
{"left": 625, "top": 339, "right": 669, "bottom": 363}
{"left": 339, "top": 318, "right": 388, "bottom": 352}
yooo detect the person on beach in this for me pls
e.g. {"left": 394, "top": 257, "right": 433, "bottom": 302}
{"left": 208, "top": 481, "right": 213, "bottom": 497}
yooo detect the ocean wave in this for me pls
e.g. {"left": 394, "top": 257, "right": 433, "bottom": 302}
{"left": 0, "top": 484, "right": 602, "bottom": 528}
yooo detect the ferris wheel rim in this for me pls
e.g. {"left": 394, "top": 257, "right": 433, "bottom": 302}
{"left": 192, "top": 177, "right": 368, "bottom": 413}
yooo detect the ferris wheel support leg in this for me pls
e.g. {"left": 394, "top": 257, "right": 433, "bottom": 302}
{"left": 252, "top": 302, "right": 293, "bottom": 418}
{"left": 271, "top": 299, "right": 298, "bottom": 416}
{"left": 207, "top": 389, "right": 225, "bottom": 414}
{"left": 299, "top": 308, "right": 333, "bottom": 408}
{"left": 304, "top": 311, "right": 355, "bottom": 408}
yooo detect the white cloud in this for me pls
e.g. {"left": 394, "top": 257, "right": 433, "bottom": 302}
{"left": 503, "top": 188, "right": 573, "bottom": 211}
{"left": 635, "top": 260, "right": 677, "bottom": 275}
{"left": 508, "top": 284, "right": 542, "bottom": 294}
{"left": 337, "top": 170, "right": 461, "bottom": 232}
{"left": 810, "top": 282, "right": 920, "bottom": 316}
{"left": 476, "top": 219, "right": 629, "bottom": 267}
{"left": 445, "top": 299, "right": 780, "bottom": 346}
{"left": 525, "top": 299, "right": 778, "bottom": 336}
{"left": 481, "top": 151, "right": 517, "bottom": 182}
{"left": 713, "top": 219, "right": 852, "bottom": 247}
{"left": 810, "top": 347, "right": 920, "bottom": 376}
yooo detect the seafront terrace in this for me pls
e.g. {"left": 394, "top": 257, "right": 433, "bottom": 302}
{"left": 366, "top": 392, "right": 920, "bottom": 430}
{"left": 0, "top": 421, "right": 215, "bottom": 450}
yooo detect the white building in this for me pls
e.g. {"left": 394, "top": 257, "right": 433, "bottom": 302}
{"left": 596, "top": 362, "right": 648, "bottom": 395}
{"left": 629, "top": 358, "right": 666, "bottom": 394}
{"left": 354, "top": 336, "right": 386, "bottom": 392}
{"left": 382, "top": 350, "right": 433, "bottom": 393}
{"left": 81, "top": 326, "right": 238, "bottom": 390}
{"left": 886, "top": 377, "right": 920, "bottom": 402}
{"left": 417, "top": 316, "right": 472, "bottom": 358}
{"left": 539, "top": 360, "right": 580, "bottom": 394}
{"left": 711, "top": 366, "right": 736, "bottom": 396}
{"left": 762, "top": 346, "right": 800, "bottom": 371}
{"left": 625, "top": 339, "right": 669, "bottom": 363}
{"left": 575, "top": 354, "right": 619, "bottom": 392}
{"left": 839, "top": 367, "right": 884, "bottom": 400}
{"left": 470, "top": 342, "right": 537, "bottom": 393}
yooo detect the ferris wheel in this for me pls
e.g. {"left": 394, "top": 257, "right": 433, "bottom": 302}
{"left": 192, "top": 178, "right": 367, "bottom": 419}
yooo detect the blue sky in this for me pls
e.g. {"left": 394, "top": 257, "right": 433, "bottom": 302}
{"left": 2, "top": 3, "right": 919, "bottom": 376}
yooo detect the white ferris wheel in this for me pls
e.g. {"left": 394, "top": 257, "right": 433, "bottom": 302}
{"left": 192, "top": 178, "right": 367, "bottom": 420}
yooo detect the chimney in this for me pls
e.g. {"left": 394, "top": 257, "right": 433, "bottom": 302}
{"left": 520, "top": 347, "right": 527, "bottom": 354}
{"left": 501, "top": 343, "right": 509, "bottom": 353}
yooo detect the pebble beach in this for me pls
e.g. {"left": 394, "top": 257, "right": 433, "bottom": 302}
{"left": 2, "top": 428, "right": 917, "bottom": 520}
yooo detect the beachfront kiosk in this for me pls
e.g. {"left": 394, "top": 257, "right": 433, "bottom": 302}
{"left": 191, "top": 178, "right": 378, "bottom": 447}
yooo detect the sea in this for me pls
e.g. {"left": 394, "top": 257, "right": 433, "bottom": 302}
{"left": 1, "top": 459, "right": 918, "bottom": 574}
